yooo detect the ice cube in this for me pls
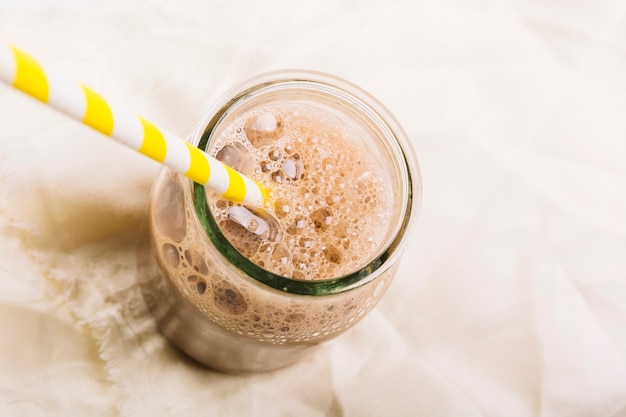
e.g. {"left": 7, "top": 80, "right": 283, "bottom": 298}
{"left": 244, "top": 112, "right": 284, "bottom": 147}
{"left": 215, "top": 142, "right": 255, "bottom": 175}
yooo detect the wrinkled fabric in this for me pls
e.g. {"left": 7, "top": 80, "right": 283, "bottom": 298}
{"left": 1, "top": 0, "right": 626, "bottom": 416}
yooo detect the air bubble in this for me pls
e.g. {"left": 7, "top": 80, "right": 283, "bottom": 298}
{"left": 271, "top": 170, "right": 285, "bottom": 183}
{"left": 284, "top": 143, "right": 295, "bottom": 154}
{"left": 197, "top": 280, "right": 207, "bottom": 295}
{"left": 285, "top": 313, "right": 305, "bottom": 323}
{"left": 184, "top": 248, "right": 208, "bottom": 274}
{"left": 292, "top": 254, "right": 310, "bottom": 271}
{"left": 244, "top": 112, "right": 284, "bottom": 147}
{"left": 287, "top": 215, "right": 307, "bottom": 235}
{"left": 213, "top": 281, "right": 248, "bottom": 315}
{"left": 310, "top": 207, "right": 333, "bottom": 233}
{"left": 268, "top": 148, "right": 282, "bottom": 161}
{"left": 323, "top": 245, "right": 342, "bottom": 264}
{"left": 356, "top": 172, "right": 375, "bottom": 198}
{"left": 272, "top": 243, "right": 291, "bottom": 265}
{"left": 298, "top": 188, "right": 311, "bottom": 199}
{"left": 299, "top": 236, "right": 314, "bottom": 248}
{"left": 325, "top": 192, "right": 341, "bottom": 206}
{"left": 274, "top": 198, "right": 291, "bottom": 218}
{"left": 260, "top": 160, "right": 273, "bottom": 173}
{"left": 161, "top": 243, "right": 180, "bottom": 268}
{"left": 334, "top": 176, "right": 347, "bottom": 190}
{"left": 216, "top": 199, "right": 229, "bottom": 210}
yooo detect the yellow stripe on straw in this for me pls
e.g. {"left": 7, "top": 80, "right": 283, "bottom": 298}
{"left": 0, "top": 42, "right": 267, "bottom": 208}
{"left": 11, "top": 45, "right": 49, "bottom": 102}
{"left": 81, "top": 85, "right": 115, "bottom": 136}
{"left": 139, "top": 117, "right": 168, "bottom": 163}
{"left": 223, "top": 165, "right": 247, "bottom": 204}
{"left": 185, "top": 143, "right": 211, "bottom": 185}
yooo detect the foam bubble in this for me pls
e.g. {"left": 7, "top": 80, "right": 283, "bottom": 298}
{"left": 274, "top": 198, "right": 291, "bottom": 218}
{"left": 161, "top": 243, "right": 180, "bottom": 268}
{"left": 323, "top": 244, "right": 342, "bottom": 264}
{"left": 272, "top": 243, "right": 291, "bottom": 265}
{"left": 287, "top": 215, "right": 307, "bottom": 236}
{"left": 213, "top": 280, "right": 248, "bottom": 315}
{"left": 268, "top": 148, "right": 282, "bottom": 161}
{"left": 259, "top": 160, "right": 273, "bottom": 173}
{"left": 154, "top": 174, "right": 187, "bottom": 242}
{"left": 219, "top": 219, "right": 261, "bottom": 258}
{"left": 310, "top": 207, "right": 333, "bottom": 233}
{"left": 299, "top": 236, "right": 314, "bottom": 249}
{"left": 196, "top": 279, "right": 207, "bottom": 295}
{"left": 270, "top": 170, "right": 285, "bottom": 183}
{"left": 185, "top": 248, "right": 208, "bottom": 275}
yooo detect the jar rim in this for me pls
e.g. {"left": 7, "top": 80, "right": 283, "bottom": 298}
{"left": 187, "top": 70, "right": 421, "bottom": 295}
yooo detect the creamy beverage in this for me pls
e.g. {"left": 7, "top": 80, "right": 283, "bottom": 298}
{"left": 138, "top": 72, "right": 419, "bottom": 373}
{"left": 208, "top": 103, "right": 391, "bottom": 281}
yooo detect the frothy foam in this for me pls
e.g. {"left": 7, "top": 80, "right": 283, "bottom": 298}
{"left": 208, "top": 103, "right": 392, "bottom": 280}
{"left": 148, "top": 102, "right": 397, "bottom": 346}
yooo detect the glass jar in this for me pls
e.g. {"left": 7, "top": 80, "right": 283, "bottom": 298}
{"left": 137, "top": 70, "right": 421, "bottom": 373}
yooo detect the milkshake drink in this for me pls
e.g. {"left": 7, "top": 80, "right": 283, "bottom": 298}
{"left": 138, "top": 71, "right": 420, "bottom": 373}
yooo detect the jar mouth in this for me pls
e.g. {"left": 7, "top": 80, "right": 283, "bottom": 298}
{"left": 188, "top": 70, "right": 421, "bottom": 295}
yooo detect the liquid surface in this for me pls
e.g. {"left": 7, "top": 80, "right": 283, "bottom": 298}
{"left": 208, "top": 103, "right": 392, "bottom": 280}
{"left": 147, "top": 101, "right": 399, "bottom": 349}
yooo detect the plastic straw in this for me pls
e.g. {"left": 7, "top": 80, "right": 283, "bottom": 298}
{"left": 0, "top": 42, "right": 267, "bottom": 207}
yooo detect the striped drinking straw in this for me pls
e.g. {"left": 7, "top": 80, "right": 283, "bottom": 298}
{"left": 0, "top": 42, "right": 268, "bottom": 208}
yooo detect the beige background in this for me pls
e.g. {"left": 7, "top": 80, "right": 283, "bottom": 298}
{"left": 1, "top": 0, "right": 626, "bottom": 416}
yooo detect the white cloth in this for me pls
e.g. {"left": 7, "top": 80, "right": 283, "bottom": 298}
{"left": 1, "top": 0, "right": 626, "bottom": 416}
